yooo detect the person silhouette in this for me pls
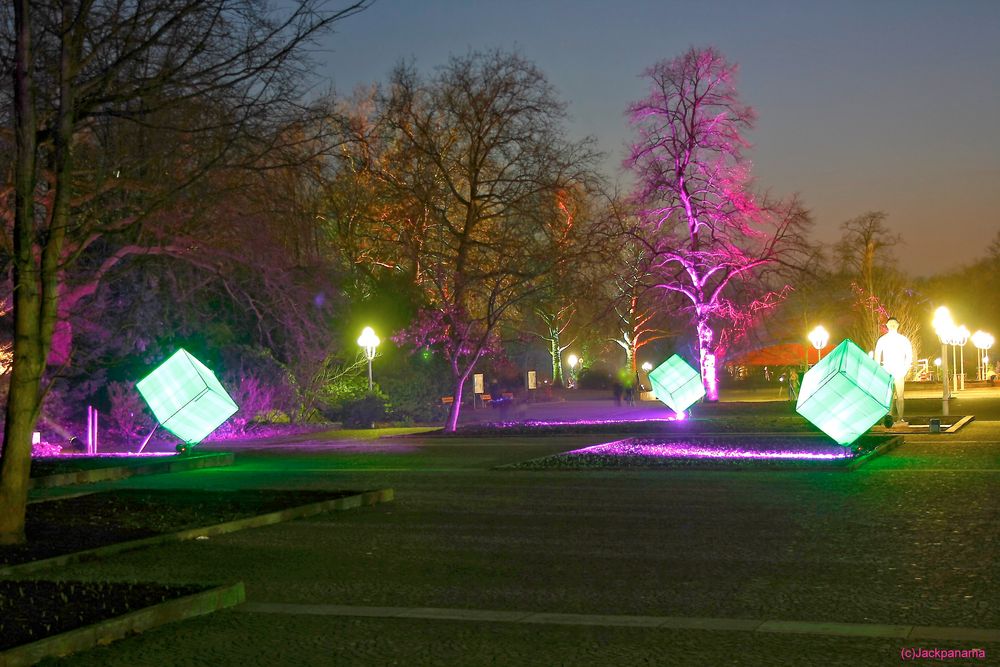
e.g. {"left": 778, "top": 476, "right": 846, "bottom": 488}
{"left": 874, "top": 317, "right": 913, "bottom": 425}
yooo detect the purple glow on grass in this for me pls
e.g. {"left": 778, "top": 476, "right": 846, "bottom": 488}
{"left": 488, "top": 416, "right": 685, "bottom": 428}
{"left": 568, "top": 439, "right": 852, "bottom": 461}
{"left": 42, "top": 452, "right": 175, "bottom": 458}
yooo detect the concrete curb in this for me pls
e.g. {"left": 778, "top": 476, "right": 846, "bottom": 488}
{"left": 0, "top": 581, "right": 245, "bottom": 667}
{"left": 0, "top": 488, "right": 393, "bottom": 577}
{"left": 845, "top": 435, "right": 904, "bottom": 471}
{"left": 240, "top": 602, "right": 1000, "bottom": 643}
{"left": 28, "top": 452, "right": 236, "bottom": 490}
{"left": 948, "top": 415, "right": 975, "bottom": 432}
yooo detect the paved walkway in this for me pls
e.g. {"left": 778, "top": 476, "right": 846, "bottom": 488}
{"left": 36, "top": 405, "right": 1000, "bottom": 666}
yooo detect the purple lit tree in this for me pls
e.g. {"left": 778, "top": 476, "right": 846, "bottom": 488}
{"left": 625, "top": 47, "right": 811, "bottom": 400}
{"left": 0, "top": 0, "right": 369, "bottom": 544}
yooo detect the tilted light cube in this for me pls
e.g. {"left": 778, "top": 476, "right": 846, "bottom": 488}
{"left": 136, "top": 349, "right": 239, "bottom": 445}
{"left": 648, "top": 354, "right": 706, "bottom": 415}
{"left": 796, "top": 338, "right": 893, "bottom": 445}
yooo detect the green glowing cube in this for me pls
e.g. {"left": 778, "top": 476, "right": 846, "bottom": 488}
{"left": 796, "top": 339, "right": 893, "bottom": 445}
{"left": 648, "top": 354, "right": 706, "bottom": 414}
{"left": 135, "top": 349, "right": 239, "bottom": 445}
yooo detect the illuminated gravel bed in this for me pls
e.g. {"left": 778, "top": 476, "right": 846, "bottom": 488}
{"left": 505, "top": 435, "right": 896, "bottom": 470}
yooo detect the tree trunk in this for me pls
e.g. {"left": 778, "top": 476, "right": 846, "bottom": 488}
{"left": 0, "top": 344, "right": 44, "bottom": 544}
{"left": 696, "top": 316, "right": 719, "bottom": 402}
{"left": 445, "top": 375, "right": 469, "bottom": 433}
{"left": 0, "top": 0, "right": 40, "bottom": 545}
{"left": 549, "top": 334, "right": 563, "bottom": 387}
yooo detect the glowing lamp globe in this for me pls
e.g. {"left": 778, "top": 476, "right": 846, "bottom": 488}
{"left": 648, "top": 354, "right": 706, "bottom": 415}
{"left": 136, "top": 349, "right": 239, "bottom": 445}
{"left": 795, "top": 339, "right": 893, "bottom": 445}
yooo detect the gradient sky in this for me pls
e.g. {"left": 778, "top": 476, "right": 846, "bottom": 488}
{"left": 311, "top": 0, "right": 1000, "bottom": 275}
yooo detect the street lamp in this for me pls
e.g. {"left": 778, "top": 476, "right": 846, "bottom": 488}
{"left": 567, "top": 354, "right": 579, "bottom": 388}
{"left": 807, "top": 326, "right": 829, "bottom": 364}
{"left": 641, "top": 361, "right": 653, "bottom": 372}
{"left": 955, "top": 325, "right": 969, "bottom": 391}
{"left": 932, "top": 307, "right": 953, "bottom": 403}
{"left": 357, "top": 326, "right": 380, "bottom": 391}
{"left": 971, "top": 331, "right": 994, "bottom": 380}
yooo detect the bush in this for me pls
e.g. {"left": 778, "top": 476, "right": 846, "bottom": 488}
{"left": 376, "top": 350, "right": 451, "bottom": 424}
{"left": 221, "top": 373, "right": 280, "bottom": 436}
{"left": 577, "top": 368, "right": 612, "bottom": 390}
{"left": 107, "top": 382, "right": 155, "bottom": 441}
{"left": 341, "top": 392, "right": 389, "bottom": 428}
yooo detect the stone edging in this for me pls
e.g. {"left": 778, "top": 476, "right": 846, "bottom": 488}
{"left": 240, "top": 601, "right": 1000, "bottom": 642}
{"left": 0, "top": 582, "right": 245, "bottom": 667}
{"left": 0, "top": 489, "right": 393, "bottom": 577}
{"left": 29, "top": 452, "right": 236, "bottom": 489}
{"left": 844, "top": 435, "right": 903, "bottom": 471}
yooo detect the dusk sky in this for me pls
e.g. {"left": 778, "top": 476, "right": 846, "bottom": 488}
{"left": 314, "top": 0, "right": 999, "bottom": 274}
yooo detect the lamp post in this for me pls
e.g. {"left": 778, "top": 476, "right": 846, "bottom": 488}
{"left": 357, "top": 326, "right": 380, "bottom": 391}
{"left": 567, "top": 354, "right": 579, "bottom": 388}
{"left": 955, "top": 325, "right": 969, "bottom": 390}
{"left": 932, "top": 307, "right": 953, "bottom": 406}
{"left": 971, "top": 331, "right": 994, "bottom": 380}
{"left": 808, "top": 326, "right": 829, "bottom": 365}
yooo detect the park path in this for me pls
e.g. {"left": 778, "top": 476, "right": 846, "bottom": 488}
{"left": 37, "top": 414, "right": 1000, "bottom": 666}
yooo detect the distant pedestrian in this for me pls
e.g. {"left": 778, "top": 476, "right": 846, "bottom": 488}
{"left": 787, "top": 367, "right": 800, "bottom": 401}
{"left": 612, "top": 381, "right": 623, "bottom": 406}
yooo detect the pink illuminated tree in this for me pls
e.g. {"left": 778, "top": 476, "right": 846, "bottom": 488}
{"left": 626, "top": 47, "right": 811, "bottom": 400}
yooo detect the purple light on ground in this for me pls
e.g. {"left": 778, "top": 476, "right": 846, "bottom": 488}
{"left": 44, "top": 452, "right": 175, "bottom": 459}
{"left": 488, "top": 416, "right": 685, "bottom": 428}
{"left": 567, "top": 439, "right": 852, "bottom": 461}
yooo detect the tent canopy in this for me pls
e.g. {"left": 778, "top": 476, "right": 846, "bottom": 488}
{"left": 729, "top": 343, "right": 835, "bottom": 367}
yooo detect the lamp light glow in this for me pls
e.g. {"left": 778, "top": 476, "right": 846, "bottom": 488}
{"left": 357, "top": 327, "right": 380, "bottom": 391}
{"left": 808, "top": 326, "right": 830, "bottom": 362}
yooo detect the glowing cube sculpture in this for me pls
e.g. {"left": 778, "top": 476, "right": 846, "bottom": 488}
{"left": 648, "top": 354, "right": 706, "bottom": 415}
{"left": 136, "top": 349, "right": 239, "bottom": 445}
{"left": 796, "top": 339, "right": 893, "bottom": 445}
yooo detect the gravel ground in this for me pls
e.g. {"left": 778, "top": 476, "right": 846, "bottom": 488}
{"left": 49, "top": 612, "right": 993, "bottom": 667}
{"left": 35, "top": 421, "right": 1000, "bottom": 666}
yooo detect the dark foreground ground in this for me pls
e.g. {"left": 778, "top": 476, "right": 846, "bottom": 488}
{"left": 27, "top": 398, "right": 1000, "bottom": 666}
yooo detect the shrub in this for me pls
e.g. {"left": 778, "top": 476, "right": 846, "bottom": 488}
{"left": 222, "top": 373, "right": 280, "bottom": 435}
{"left": 577, "top": 368, "right": 612, "bottom": 390}
{"left": 341, "top": 392, "right": 389, "bottom": 428}
{"left": 107, "top": 381, "right": 156, "bottom": 441}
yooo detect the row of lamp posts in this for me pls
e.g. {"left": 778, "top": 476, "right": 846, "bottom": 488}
{"left": 932, "top": 307, "right": 993, "bottom": 395}
{"left": 357, "top": 319, "right": 992, "bottom": 404}
{"left": 808, "top": 309, "right": 993, "bottom": 415}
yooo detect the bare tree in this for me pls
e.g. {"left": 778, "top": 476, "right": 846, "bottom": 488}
{"left": 626, "top": 47, "right": 811, "bottom": 400}
{"left": 834, "top": 211, "right": 919, "bottom": 351}
{"left": 0, "top": 0, "right": 369, "bottom": 544}
{"left": 345, "top": 51, "right": 596, "bottom": 431}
